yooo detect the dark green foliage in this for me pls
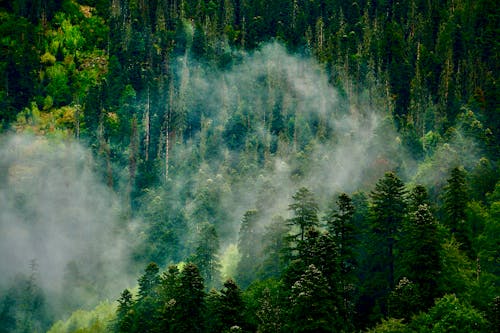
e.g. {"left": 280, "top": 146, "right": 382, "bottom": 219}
{"left": 1, "top": 0, "right": 499, "bottom": 332}
{"left": 287, "top": 187, "right": 320, "bottom": 243}
{"left": 170, "top": 263, "right": 206, "bottom": 333}
{"left": 259, "top": 216, "right": 290, "bottom": 279}
{"left": 398, "top": 204, "right": 442, "bottom": 311}
{"left": 115, "top": 289, "right": 134, "bottom": 333}
{"left": 387, "top": 277, "right": 422, "bottom": 322}
{"left": 287, "top": 264, "right": 338, "bottom": 333}
{"left": 192, "top": 222, "right": 221, "bottom": 288}
{"left": 368, "top": 172, "right": 407, "bottom": 314}
{"left": 443, "top": 166, "right": 472, "bottom": 254}
{"left": 206, "top": 279, "right": 247, "bottom": 333}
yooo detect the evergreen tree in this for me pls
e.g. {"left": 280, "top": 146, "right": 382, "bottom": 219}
{"left": 368, "top": 171, "right": 407, "bottom": 315}
{"left": 193, "top": 222, "right": 221, "bottom": 288}
{"left": 206, "top": 279, "right": 247, "bottom": 333}
{"left": 236, "top": 209, "right": 261, "bottom": 288}
{"left": 324, "top": 193, "right": 358, "bottom": 327}
{"left": 399, "top": 204, "right": 442, "bottom": 310}
{"left": 287, "top": 264, "right": 338, "bottom": 333}
{"left": 134, "top": 262, "right": 160, "bottom": 332}
{"left": 443, "top": 166, "right": 471, "bottom": 254}
{"left": 387, "top": 277, "right": 421, "bottom": 322}
{"left": 259, "top": 216, "right": 290, "bottom": 279}
{"left": 170, "top": 263, "right": 206, "bottom": 333}
{"left": 287, "top": 187, "right": 320, "bottom": 243}
{"left": 115, "top": 289, "right": 134, "bottom": 333}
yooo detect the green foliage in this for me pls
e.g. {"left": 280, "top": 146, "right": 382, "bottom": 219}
{"left": 368, "top": 172, "right": 408, "bottom": 313}
{"left": 287, "top": 187, "right": 320, "bottom": 243}
{"left": 411, "top": 294, "right": 488, "bottom": 332}
{"left": 398, "top": 204, "right": 442, "bottom": 310}
{"left": 287, "top": 264, "right": 338, "bottom": 333}
{"left": 48, "top": 301, "right": 115, "bottom": 333}
{"left": 1, "top": 0, "right": 499, "bottom": 331}
{"left": 443, "top": 166, "right": 472, "bottom": 254}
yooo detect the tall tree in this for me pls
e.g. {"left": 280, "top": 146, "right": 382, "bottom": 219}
{"left": 236, "top": 209, "right": 261, "bottom": 288}
{"left": 324, "top": 193, "right": 358, "bottom": 327}
{"left": 368, "top": 171, "right": 407, "bottom": 315}
{"left": 287, "top": 187, "right": 320, "bottom": 243}
{"left": 193, "top": 222, "right": 221, "bottom": 288}
{"left": 115, "top": 289, "right": 134, "bottom": 333}
{"left": 398, "top": 204, "right": 442, "bottom": 312}
{"left": 443, "top": 166, "right": 471, "bottom": 254}
{"left": 171, "top": 263, "right": 206, "bottom": 333}
{"left": 287, "top": 264, "right": 338, "bottom": 333}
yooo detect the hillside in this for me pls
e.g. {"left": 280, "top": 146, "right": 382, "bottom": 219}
{"left": 0, "top": 0, "right": 498, "bottom": 332}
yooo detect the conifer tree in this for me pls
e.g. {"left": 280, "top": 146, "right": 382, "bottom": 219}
{"left": 443, "top": 166, "right": 471, "bottom": 254}
{"left": 399, "top": 204, "right": 442, "bottom": 310}
{"left": 171, "top": 263, "right": 206, "bottom": 333}
{"left": 368, "top": 171, "right": 407, "bottom": 314}
{"left": 288, "top": 264, "right": 338, "bottom": 333}
{"left": 287, "top": 187, "right": 320, "bottom": 243}
{"left": 193, "top": 222, "right": 221, "bottom": 288}
{"left": 236, "top": 209, "right": 261, "bottom": 288}
{"left": 115, "top": 289, "right": 134, "bottom": 333}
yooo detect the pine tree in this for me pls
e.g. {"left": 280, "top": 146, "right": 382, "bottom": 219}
{"left": 399, "top": 204, "right": 442, "bottom": 310}
{"left": 288, "top": 264, "right": 337, "bottom": 333}
{"left": 236, "top": 209, "right": 261, "bottom": 288}
{"left": 170, "top": 263, "right": 206, "bottom": 333}
{"left": 193, "top": 222, "right": 221, "bottom": 288}
{"left": 115, "top": 289, "right": 134, "bottom": 333}
{"left": 206, "top": 279, "right": 247, "bottom": 333}
{"left": 325, "top": 193, "right": 357, "bottom": 276}
{"left": 324, "top": 193, "right": 358, "bottom": 327}
{"left": 443, "top": 166, "right": 471, "bottom": 254}
{"left": 368, "top": 171, "right": 407, "bottom": 315}
{"left": 259, "top": 216, "right": 290, "bottom": 279}
{"left": 134, "top": 262, "right": 160, "bottom": 332}
{"left": 287, "top": 187, "right": 320, "bottom": 243}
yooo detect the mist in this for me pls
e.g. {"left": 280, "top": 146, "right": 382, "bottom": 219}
{"left": 0, "top": 134, "right": 134, "bottom": 315}
{"left": 165, "top": 43, "right": 407, "bottom": 239}
{"left": 0, "top": 41, "right": 482, "bottom": 327}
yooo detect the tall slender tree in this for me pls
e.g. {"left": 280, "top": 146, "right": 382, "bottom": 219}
{"left": 368, "top": 171, "right": 407, "bottom": 314}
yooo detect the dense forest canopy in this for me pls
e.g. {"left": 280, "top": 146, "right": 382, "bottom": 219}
{"left": 0, "top": 0, "right": 498, "bottom": 332}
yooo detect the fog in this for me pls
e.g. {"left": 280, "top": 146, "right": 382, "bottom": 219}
{"left": 0, "top": 134, "right": 134, "bottom": 314}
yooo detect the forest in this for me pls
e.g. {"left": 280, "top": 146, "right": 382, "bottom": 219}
{"left": 0, "top": 0, "right": 498, "bottom": 332}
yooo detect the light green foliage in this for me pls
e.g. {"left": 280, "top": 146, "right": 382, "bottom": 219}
{"left": 367, "top": 318, "right": 410, "bottom": 333}
{"left": 220, "top": 243, "right": 241, "bottom": 282}
{"left": 48, "top": 301, "right": 116, "bottom": 333}
{"left": 411, "top": 294, "right": 488, "bottom": 333}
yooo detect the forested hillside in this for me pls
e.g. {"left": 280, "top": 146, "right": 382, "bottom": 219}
{"left": 0, "top": 0, "right": 498, "bottom": 332}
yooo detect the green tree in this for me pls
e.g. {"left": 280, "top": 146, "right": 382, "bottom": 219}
{"left": 368, "top": 171, "right": 407, "bottom": 315}
{"left": 259, "top": 216, "right": 290, "bottom": 279}
{"left": 387, "top": 277, "right": 421, "bottom": 322}
{"left": 134, "top": 262, "right": 160, "bottom": 332}
{"left": 398, "top": 204, "right": 442, "bottom": 310}
{"left": 410, "top": 294, "right": 488, "bottom": 332}
{"left": 206, "top": 279, "right": 247, "bottom": 333}
{"left": 287, "top": 187, "right": 320, "bottom": 243}
{"left": 193, "top": 222, "right": 221, "bottom": 288}
{"left": 287, "top": 264, "right": 337, "bottom": 333}
{"left": 236, "top": 209, "right": 261, "bottom": 288}
{"left": 443, "top": 166, "right": 471, "bottom": 254}
{"left": 324, "top": 192, "right": 358, "bottom": 327}
{"left": 115, "top": 289, "right": 134, "bottom": 333}
{"left": 171, "top": 263, "right": 206, "bottom": 333}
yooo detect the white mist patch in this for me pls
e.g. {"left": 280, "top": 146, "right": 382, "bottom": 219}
{"left": 0, "top": 134, "right": 131, "bottom": 306}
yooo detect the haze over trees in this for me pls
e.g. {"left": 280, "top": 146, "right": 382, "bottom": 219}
{"left": 0, "top": 0, "right": 498, "bottom": 332}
